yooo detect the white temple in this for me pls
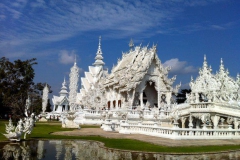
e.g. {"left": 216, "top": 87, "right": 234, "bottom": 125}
{"left": 52, "top": 78, "right": 69, "bottom": 113}
{"left": 76, "top": 36, "right": 108, "bottom": 110}
{"left": 48, "top": 37, "right": 240, "bottom": 140}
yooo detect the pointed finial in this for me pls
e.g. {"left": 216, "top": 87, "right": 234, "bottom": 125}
{"left": 62, "top": 77, "right": 66, "bottom": 86}
{"left": 129, "top": 38, "right": 134, "bottom": 51}
{"left": 99, "top": 36, "right": 101, "bottom": 47}
{"left": 93, "top": 36, "right": 105, "bottom": 66}
{"left": 203, "top": 55, "right": 207, "bottom": 68}
{"left": 219, "top": 58, "right": 224, "bottom": 71}
{"left": 74, "top": 54, "right": 77, "bottom": 65}
{"left": 226, "top": 68, "right": 229, "bottom": 75}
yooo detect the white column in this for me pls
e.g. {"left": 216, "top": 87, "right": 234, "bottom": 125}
{"left": 166, "top": 92, "right": 171, "bottom": 105}
{"left": 53, "top": 105, "right": 56, "bottom": 112}
{"left": 158, "top": 77, "right": 160, "bottom": 108}
{"left": 111, "top": 101, "right": 113, "bottom": 110}
{"left": 140, "top": 91, "right": 143, "bottom": 108}
{"left": 211, "top": 115, "right": 220, "bottom": 129}
{"left": 189, "top": 115, "right": 193, "bottom": 129}
{"left": 195, "top": 93, "right": 199, "bottom": 103}
{"left": 181, "top": 117, "right": 186, "bottom": 128}
{"left": 234, "top": 118, "right": 239, "bottom": 129}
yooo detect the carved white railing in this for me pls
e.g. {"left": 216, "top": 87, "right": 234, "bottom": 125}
{"left": 173, "top": 102, "right": 240, "bottom": 118}
{"left": 118, "top": 123, "right": 240, "bottom": 139}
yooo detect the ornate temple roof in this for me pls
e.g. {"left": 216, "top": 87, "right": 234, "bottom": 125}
{"left": 52, "top": 78, "right": 69, "bottom": 106}
{"left": 77, "top": 37, "right": 107, "bottom": 103}
{"left": 104, "top": 44, "right": 176, "bottom": 92}
{"left": 190, "top": 55, "right": 239, "bottom": 103}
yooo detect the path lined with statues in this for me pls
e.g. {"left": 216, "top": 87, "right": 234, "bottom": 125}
{"left": 52, "top": 128, "right": 240, "bottom": 147}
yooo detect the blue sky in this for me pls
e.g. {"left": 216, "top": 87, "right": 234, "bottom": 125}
{"left": 0, "top": 0, "right": 240, "bottom": 95}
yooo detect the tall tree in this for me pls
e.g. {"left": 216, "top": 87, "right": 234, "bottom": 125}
{"left": 0, "top": 57, "right": 37, "bottom": 119}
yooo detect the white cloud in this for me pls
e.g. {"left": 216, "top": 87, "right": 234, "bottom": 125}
{"left": 0, "top": 0, "right": 233, "bottom": 58}
{"left": 163, "top": 58, "right": 198, "bottom": 74}
{"left": 58, "top": 50, "right": 76, "bottom": 65}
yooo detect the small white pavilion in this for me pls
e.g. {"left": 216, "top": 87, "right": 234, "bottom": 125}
{"left": 52, "top": 78, "right": 69, "bottom": 113}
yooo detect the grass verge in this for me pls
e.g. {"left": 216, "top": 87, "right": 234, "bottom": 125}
{"left": 1, "top": 120, "right": 240, "bottom": 153}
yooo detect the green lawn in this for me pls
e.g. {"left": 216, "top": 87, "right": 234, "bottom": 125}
{"left": 1, "top": 120, "right": 240, "bottom": 153}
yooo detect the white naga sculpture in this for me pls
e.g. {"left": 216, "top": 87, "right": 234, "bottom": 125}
{"left": 42, "top": 84, "right": 49, "bottom": 113}
{"left": 3, "top": 97, "right": 35, "bottom": 141}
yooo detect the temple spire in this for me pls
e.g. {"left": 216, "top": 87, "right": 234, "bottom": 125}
{"left": 93, "top": 36, "right": 105, "bottom": 67}
{"left": 219, "top": 58, "right": 224, "bottom": 72}
{"left": 129, "top": 38, "right": 134, "bottom": 51}
{"left": 59, "top": 77, "right": 68, "bottom": 96}
{"left": 202, "top": 55, "right": 208, "bottom": 71}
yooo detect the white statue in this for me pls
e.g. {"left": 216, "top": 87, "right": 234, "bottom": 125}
{"left": 25, "top": 96, "right": 31, "bottom": 117}
{"left": 23, "top": 113, "right": 35, "bottom": 139}
{"left": 3, "top": 98, "right": 35, "bottom": 141}
{"left": 42, "top": 84, "right": 49, "bottom": 113}
{"left": 3, "top": 119, "right": 24, "bottom": 141}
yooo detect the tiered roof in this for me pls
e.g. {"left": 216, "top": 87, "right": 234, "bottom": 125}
{"left": 104, "top": 44, "right": 176, "bottom": 92}
{"left": 77, "top": 37, "right": 107, "bottom": 103}
{"left": 52, "top": 78, "right": 69, "bottom": 106}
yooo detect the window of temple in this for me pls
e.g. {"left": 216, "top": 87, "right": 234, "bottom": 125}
{"left": 118, "top": 100, "right": 121, "bottom": 108}
{"left": 107, "top": 101, "right": 110, "bottom": 110}
{"left": 113, "top": 100, "right": 116, "bottom": 108}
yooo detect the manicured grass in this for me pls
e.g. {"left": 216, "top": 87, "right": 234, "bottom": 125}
{"left": 1, "top": 120, "right": 240, "bottom": 153}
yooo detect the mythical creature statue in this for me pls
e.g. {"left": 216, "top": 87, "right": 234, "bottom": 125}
{"left": 3, "top": 97, "right": 36, "bottom": 141}
{"left": 3, "top": 119, "right": 24, "bottom": 141}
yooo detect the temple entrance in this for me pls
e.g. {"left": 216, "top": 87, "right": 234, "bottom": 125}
{"left": 143, "top": 81, "right": 158, "bottom": 108}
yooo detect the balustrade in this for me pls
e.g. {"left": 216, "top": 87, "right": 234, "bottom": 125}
{"left": 118, "top": 123, "right": 240, "bottom": 139}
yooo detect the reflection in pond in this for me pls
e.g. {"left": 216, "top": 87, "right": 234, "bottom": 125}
{"left": 0, "top": 140, "right": 240, "bottom": 160}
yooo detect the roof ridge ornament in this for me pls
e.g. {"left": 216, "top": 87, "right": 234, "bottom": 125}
{"left": 203, "top": 54, "right": 207, "bottom": 68}
{"left": 129, "top": 38, "right": 134, "bottom": 51}
{"left": 63, "top": 77, "right": 66, "bottom": 86}
{"left": 219, "top": 58, "right": 224, "bottom": 72}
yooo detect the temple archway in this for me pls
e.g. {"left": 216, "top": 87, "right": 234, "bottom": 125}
{"left": 143, "top": 81, "right": 158, "bottom": 108}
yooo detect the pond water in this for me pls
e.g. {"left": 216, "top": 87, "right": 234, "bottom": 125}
{"left": 0, "top": 140, "right": 239, "bottom": 160}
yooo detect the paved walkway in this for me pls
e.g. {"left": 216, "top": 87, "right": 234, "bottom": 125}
{"left": 52, "top": 128, "right": 240, "bottom": 147}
